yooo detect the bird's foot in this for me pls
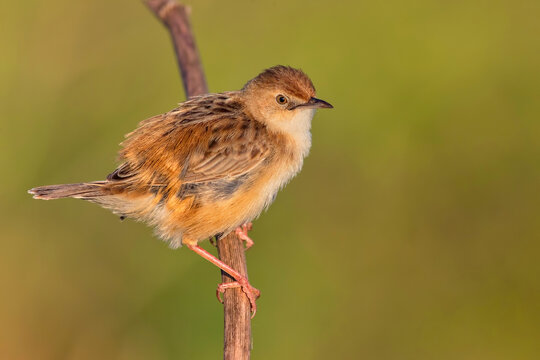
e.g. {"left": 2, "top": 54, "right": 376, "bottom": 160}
{"left": 186, "top": 243, "right": 260, "bottom": 317}
{"left": 216, "top": 276, "right": 261, "bottom": 318}
{"left": 235, "top": 222, "right": 254, "bottom": 250}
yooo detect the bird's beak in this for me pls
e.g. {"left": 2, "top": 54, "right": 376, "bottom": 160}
{"left": 289, "top": 98, "right": 334, "bottom": 110}
{"left": 304, "top": 97, "right": 333, "bottom": 109}
{"left": 289, "top": 97, "right": 333, "bottom": 110}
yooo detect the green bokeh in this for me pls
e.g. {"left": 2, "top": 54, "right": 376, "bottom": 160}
{"left": 1, "top": 0, "right": 539, "bottom": 359}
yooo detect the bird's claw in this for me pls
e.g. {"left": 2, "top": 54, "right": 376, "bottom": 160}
{"left": 216, "top": 277, "right": 261, "bottom": 318}
{"left": 235, "top": 223, "right": 254, "bottom": 250}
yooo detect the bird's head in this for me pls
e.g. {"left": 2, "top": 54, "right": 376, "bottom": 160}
{"left": 241, "top": 66, "right": 333, "bottom": 135}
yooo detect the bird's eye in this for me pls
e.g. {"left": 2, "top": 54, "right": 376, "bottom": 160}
{"left": 276, "top": 95, "right": 288, "bottom": 105}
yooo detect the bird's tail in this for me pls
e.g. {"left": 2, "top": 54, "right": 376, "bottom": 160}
{"left": 28, "top": 181, "right": 108, "bottom": 200}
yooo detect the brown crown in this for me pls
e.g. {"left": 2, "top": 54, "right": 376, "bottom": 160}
{"left": 243, "top": 65, "right": 316, "bottom": 101}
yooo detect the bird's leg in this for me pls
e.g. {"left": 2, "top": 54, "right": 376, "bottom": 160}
{"left": 186, "top": 244, "right": 260, "bottom": 317}
{"left": 235, "top": 222, "right": 254, "bottom": 250}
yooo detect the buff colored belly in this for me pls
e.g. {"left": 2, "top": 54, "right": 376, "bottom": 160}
{"left": 162, "top": 157, "right": 301, "bottom": 246}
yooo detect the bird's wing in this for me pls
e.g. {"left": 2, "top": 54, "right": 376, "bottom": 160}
{"left": 181, "top": 129, "right": 269, "bottom": 183}
{"left": 107, "top": 93, "right": 271, "bottom": 191}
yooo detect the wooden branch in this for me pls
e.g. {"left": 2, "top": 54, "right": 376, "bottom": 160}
{"left": 144, "top": 1, "right": 252, "bottom": 359}
{"left": 217, "top": 233, "right": 253, "bottom": 359}
{"left": 145, "top": 0, "right": 208, "bottom": 97}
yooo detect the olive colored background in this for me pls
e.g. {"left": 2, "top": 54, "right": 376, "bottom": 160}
{"left": 1, "top": 0, "right": 539, "bottom": 359}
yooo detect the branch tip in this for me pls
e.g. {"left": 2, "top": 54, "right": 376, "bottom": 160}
{"left": 158, "top": 1, "right": 181, "bottom": 20}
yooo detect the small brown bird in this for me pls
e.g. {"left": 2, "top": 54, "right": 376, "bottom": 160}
{"left": 29, "top": 65, "right": 332, "bottom": 315}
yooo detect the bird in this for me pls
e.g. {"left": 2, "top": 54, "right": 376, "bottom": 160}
{"left": 28, "top": 65, "right": 333, "bottom": 316}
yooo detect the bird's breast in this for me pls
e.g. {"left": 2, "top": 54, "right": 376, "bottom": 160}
{"left": 251, "top": 141, "right": 310, "bottom": 214}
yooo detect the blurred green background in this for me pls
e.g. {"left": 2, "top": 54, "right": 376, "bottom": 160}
{"left": 1, "top": 0, "right": 539, "bottom": 359}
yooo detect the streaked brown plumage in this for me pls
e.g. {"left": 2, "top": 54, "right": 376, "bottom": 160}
{"left": 29, "top": 65, "right": 333, "bottom": 315}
